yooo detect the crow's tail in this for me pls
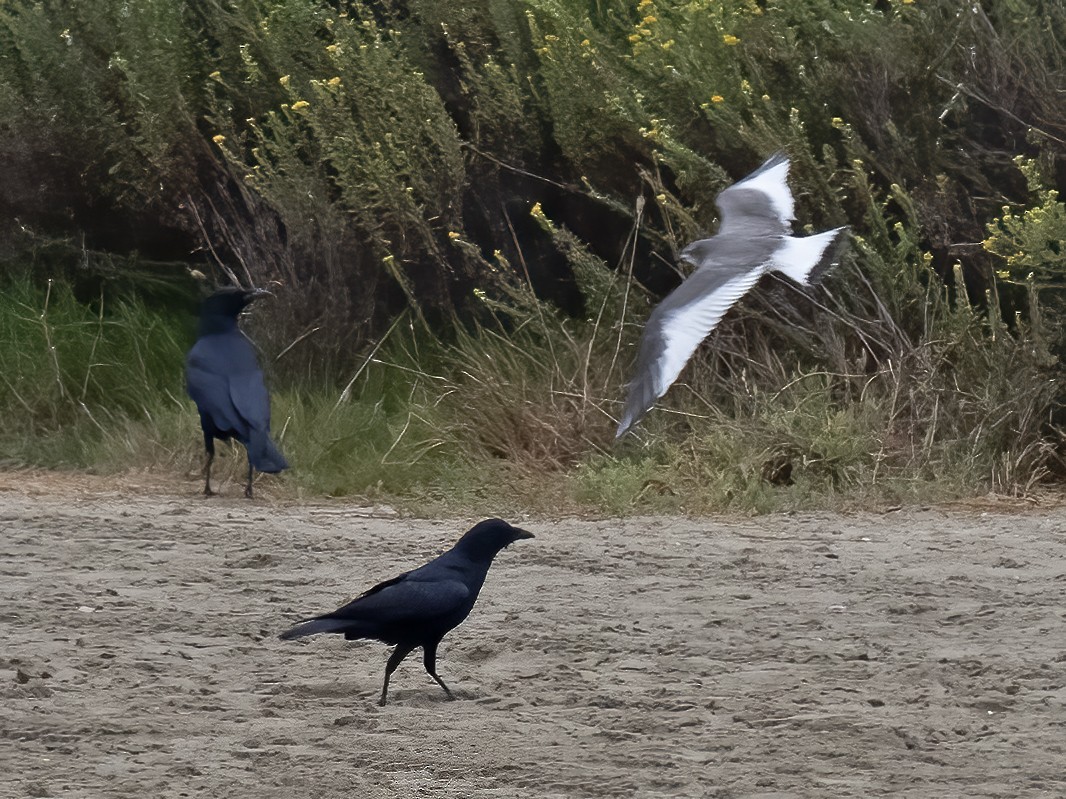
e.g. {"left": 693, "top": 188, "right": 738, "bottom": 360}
{"left": 278, "top": 617, "right": 353, "bottom": 641}
{"left": 246, "top": 429, "right": 289, "bottom": 473}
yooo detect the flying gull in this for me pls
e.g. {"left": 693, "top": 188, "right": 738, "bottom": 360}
{"left": 616, "top": 153, "right": 847, "bottom": 438}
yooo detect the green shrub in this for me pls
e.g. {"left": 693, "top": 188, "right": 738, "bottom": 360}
{"left": 0, "top": 0, "right": 1063, "bottom": 507}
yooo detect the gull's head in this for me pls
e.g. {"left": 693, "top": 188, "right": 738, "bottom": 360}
{"left": 679, "top": 239, "right": 715, "bottom": 268}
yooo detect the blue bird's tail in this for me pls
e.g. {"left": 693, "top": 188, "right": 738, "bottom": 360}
{"left": 246, "top": 429, "right": 289, "bottom": 473}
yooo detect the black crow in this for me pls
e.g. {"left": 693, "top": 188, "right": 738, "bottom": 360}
{"left": 617, "top": 153, "right": 848, "bottom": 437}
{"left": 186, "top": 286, "right": 288, "bottom": 497}
{"left": 279, "top": 518, "right": 534, "bottom": 706}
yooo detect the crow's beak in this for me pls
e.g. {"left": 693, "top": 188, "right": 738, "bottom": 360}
{"left": 513, "top": 527, "right": 535, "bottom": 540}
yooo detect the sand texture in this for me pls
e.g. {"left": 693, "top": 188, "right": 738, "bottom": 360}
{"left": 3, "top": 476, "right": 1066, "bottom": 798}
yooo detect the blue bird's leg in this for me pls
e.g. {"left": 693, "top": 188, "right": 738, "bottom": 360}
{"left": 380, "top": 643, "right": 417, "bottom": 707}
{"left": 244, "top": 456, "right": 254, "bottom": 499}
{"left": 202, "top": 434, "right": 216, "bottom": 496}
{"left": 422, "top": 641, "right": 453, "bottom": 700}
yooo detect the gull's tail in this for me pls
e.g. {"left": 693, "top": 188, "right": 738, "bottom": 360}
{"left": 770, "top": 226, "right": 848, "bottom": 285}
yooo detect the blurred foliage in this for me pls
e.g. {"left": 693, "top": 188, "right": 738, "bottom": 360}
{"left": 0, "top": 0, "right": 1065, "bottom": 504}
{"left": 3, "top": 1, "right": 1063, "bottom": 336}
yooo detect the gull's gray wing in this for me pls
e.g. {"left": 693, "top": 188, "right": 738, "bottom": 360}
{"left": 615, "top": 153, "right": 840, "bottom": 438}
{"left": 714, "top": 152, "right": 794, "bottom": 239}
{"left": 616, "top": 262, "right": 769, "bottom": 438}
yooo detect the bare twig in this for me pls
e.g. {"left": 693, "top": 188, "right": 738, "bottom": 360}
{"left": 334, "top": 311, "right": 408, "bottom": 410}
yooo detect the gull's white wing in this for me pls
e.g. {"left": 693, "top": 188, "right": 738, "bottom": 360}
{"left": 616, "top": 263, "right": 769, "bottom": 438}
{"left": 714, "top": 152, "right": 794, "bottom": 239}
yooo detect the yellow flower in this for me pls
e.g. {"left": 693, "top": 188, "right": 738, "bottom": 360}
{"left": 996, "top": 270, "right": 1010, "bottom": 279}
{"left": 628, "top": 33, "right": 641, "bottom": 42}
{"left": 208, "top": 71, "right": 222, "bottom": 81}
{"left": 661, "top": 39, "right": 674, "bottom": 50}
{"left": 327, "top": 76, "right": 342, "bottom": 87}
{"left": 831, "top": 117, "right": 845, "bottom": 128}
{"left": 642, "top": 15, "right": 657, "bottom": 24}
{"left": 711, "top": 94, "right": 725, "bottom": 103}
{"left": 580, "top": 38, "right": 591, "bottom": 46}
{"left": 638, "top": 0, "right": 653, "bottom": 8}
{"left": 212, "top": 134, "right": 226, "bottom": 144}
{"left": 291, "top": 100, "right": 310, "bottom": 111}
{"left": 326, "top": 44, "right": 339, "bottom": 54}
{"left": 279, "top": 74, "right": 290, "bottom": 87}
{"left": 723, "top": 34, "right": 740, "bottom": 45}
{"left": 530, "top": 202, "right": 545, "bottom": 219}
{"left": 447, "top": 231, "right": 460, "bottom": 240}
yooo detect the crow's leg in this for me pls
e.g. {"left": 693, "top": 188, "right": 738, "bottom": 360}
{"left": 244, "top": 455, "right": 254, "bottom": 499}
{"left": 202, "top": 434, "right": 216, "bottom": 496}
{"left": 380, "top": 643, "right": 416, "bottom": 707}
{"left": 422, "top": 641, "right": 454, "bottom": 700}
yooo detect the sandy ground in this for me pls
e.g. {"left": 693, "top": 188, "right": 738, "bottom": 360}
{"left": 2, "top": 473, "right": 1066, "bottom": 798}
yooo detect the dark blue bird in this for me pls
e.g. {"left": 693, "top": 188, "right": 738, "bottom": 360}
{"left": 186, "top": 286, "right": 288, "bottom": 498}
{"left": 279, "top": 518, "right": 534, "bottom": 706}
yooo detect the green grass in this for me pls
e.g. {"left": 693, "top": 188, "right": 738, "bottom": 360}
{"left": 0, "top": 275, "right": 191, "bottom": 468}
{"left": 0, "top": 268, "right": 1060, "bottom": 515}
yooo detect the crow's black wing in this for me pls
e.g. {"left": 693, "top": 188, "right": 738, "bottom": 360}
{"left": 330, "top": 571, "right": 472, "bottom": 626}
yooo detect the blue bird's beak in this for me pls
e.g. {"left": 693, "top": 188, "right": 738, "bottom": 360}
{"left": 239, "top": 288, "right": 273, "bottom": 312}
